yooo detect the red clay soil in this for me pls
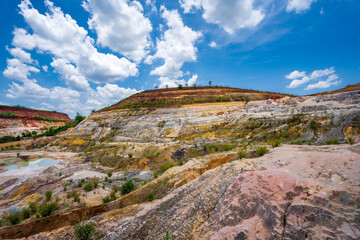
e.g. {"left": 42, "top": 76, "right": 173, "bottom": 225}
{"left": 0, "top": 106, "right": 71, "bottom": 121}
{"left": 311, "top": 83, "right": 360, "bottom": 95}
{"left": 102, "top": 86, "right": 295, "bottom": 111}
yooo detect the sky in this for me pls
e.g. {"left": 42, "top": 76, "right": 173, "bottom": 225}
{"left": 0, "top": 0, "right": 359, "bottom": 118}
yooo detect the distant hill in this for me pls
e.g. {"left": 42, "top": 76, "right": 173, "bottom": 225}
{"left": 312, "top": 83, "right": 360, "bottom": 96}
{"left": 0, "top": 105, "right": 71, "bottom": 121}
{"left": 100, "top": 86, "right": 295, "bottom": 112}
{"left": 0, "top": 105, "right": 71, "bottom": 138}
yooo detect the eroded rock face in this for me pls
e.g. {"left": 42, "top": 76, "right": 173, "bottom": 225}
{"left": 102, "top": 145, "right": 360, "bottom": 240}
{"left": 61, "top": 91, "right": 360, "bottom": 149}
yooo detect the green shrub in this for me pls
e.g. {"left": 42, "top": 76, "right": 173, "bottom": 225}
{"left": 153, "top": 171, "right": 158, "bottom": 179}
{"left": 22, "top": 207, "right": 31, "bottom": 219}
{"left": 102, "top": 196, "right": 111, "bottom": 204}
{"left": 223, "top": 145, "right": 233, "bottom": 151}
{"left": 128, "top": 153, "right": 133, "bottom": 158}
{"left": 83, "top": 183, "right": 93, "bottom": 192}
{"left": 348, "top": 138, "right": 354, "bottom": 145}
{"left": 6, "top": 212, "right": 21, "bottom": 225}
{"left": 107, "top": 171, "right": 113, "bottom": 177}
{"left": 268, "top": 139, "right": 281, "bottom": 148}
{"left": 237, "top": 150, "right": 248, "bottom": 159}
{"left": 296, "top": 140, "right": 302, "bottom": 145}
{"left": 161, "top": 163, "right": 174, "bottom": 173}
{"left": 74, "top": 222, "right": 95, "bottom": 240}
{"left": 310, "top": 120, "right": 318, "bottom": 131}
{"left": 256, "top": 146, "right": 268, "bottom": 156}
{"left": 0, "top": 112, "right": 18, "bottom": 118}
{"left": 121, "top": 180, "right": 135, "bottom": 195}
{"left": 326, "top": 139, "right": 339, "bottom": 145}
{"left": 147, "top": 192, "right": 154, "bottom": 201}
{"left": 45, "top": 190, "right": 52, "bottom": 201}
{"left": 178, "top": 159, "right": 184, "bottom": 166}
{"left": 38, "top": 202, "right": 57, "bottom": 217}
{"left": 29, "top": 202, "right": 37, "bottom": 214}
{"left": 110, "top": 191, "right": 117, "bottom": 200}
{"left": 163, "top": 231, "right": 175, "bottom": 240}
{"left": 63, "top": 183, "right": 68, "bottom": 191}
{"left": 92, "top": 180, "right": 99, "bottom": 188}
{"left": 72, "top": 192, "right": 80, "bottom": 203}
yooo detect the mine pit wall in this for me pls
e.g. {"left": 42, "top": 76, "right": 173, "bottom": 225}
{"left": 59, "top": 91, "right": 360, "bottom": 152}
{"left": 0, "top": 117, "right": 68, "bottom": 138}
{"left": 0, "top": 153, "right": 238, "bottom": 239}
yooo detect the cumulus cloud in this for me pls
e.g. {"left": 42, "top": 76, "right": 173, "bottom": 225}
{"left": 287, "top": 0, "right": 317, "bottom": 13}
{"left": 6, "top": 79, "right": 80, "bottom": 102}
{"left": 286, "top": 67, "right": 341, "bottom": 90}
{"left": 305, "top": 74, "right": 341, "bottom": 90}
{"left": 145, "top": 6, "right": 202, "bottom": 87}
{"left": 286, "top": 70, "right": 306, "bottom": 80}
{"left": 187, "top": 74, "right": 198, "bottom": 86}
{"left": 3, "top": 58, "right": 39, "bottom": 82}
{"left": 180, "top": 0, "right": 265, "bottom": 34}
{"left": 83, "top": 0, "right": 152, "bottom": 62}
{"left": 50, "top": 58, "right": 90, "bottom": 91}
{"left": 13, "top": 0, "right": 137, "bottom": 84}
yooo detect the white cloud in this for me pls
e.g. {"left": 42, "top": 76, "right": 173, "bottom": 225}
{"left": 286, "top": 70, "right": 306, "bottom": 80}
{"left": 83, "top": 0, "right": 152, "bottom": 62}
{"left": 91, "top": 84, "right": 138, "bottom": 106}
{"left": 287, "top": 76, "right": 310, "bottom": 88}
{"left": 305, "top": 74, "right": 341, "bottom": 90}
{"left": 310, "top": 67, "right": 335, "bottom": 80}
{"left": 187, "top": 74, "right": 198, "bottom": 86}
{"left": 287, "top": 0, "right": 316, "bottom": 13}
{"left": 179, "top": 0, "right": 202, "bottom": 13}
{"left": 50, "top": 58, "right": 90, "bottom": 91}
{"left": 209, "top": 41, "right": 217, "bottom": 48}
{"left": 286, "top": 67, "right": 341, "bottom": 90}
{"left": 13, "top": 0, "right": 137, "bottom": 84}
{"left": 6, "top": 79, "right": 79, "bottom": 102}
{"left": 145, "top": 6, "right": 202, "bottom": 86}
{"left": 180, "top": 0, "right": 265, "bottom": 34}
{"left": 7, "top": 47, "right": 34, "bottom": 64}
{"left": 42, "top": 65, "right": 48, "bottom": 72}
{"left": 3, "top": 58, "right": 39, "bottom": 82}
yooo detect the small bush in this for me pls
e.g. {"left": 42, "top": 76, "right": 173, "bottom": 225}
{"left": 110, "top": 191, "right": 116, "bottom": 200}
{"left": 256, "top": 146, "right": 268, "bottom": 156}
{"left": 161, "top": 163, "right": 174, "bottom": 173}
{"left": 268, "top": 139, "right": 281, "bottom": 148}
{"left": 22, "top": 207, "right": 31, "bottom": 219}
{"left": 6, "top": 212, "right": 21, "bottom": 225}
{"left": 296, "top": 140, "right": 302, "bottom": 145}
{"left": 178, "top": 159, "right": 184, "bottom": 166}
{"left": 326, "top": 139, "right": 339, "bottom": 145}
{"left": 63, "top": 183, "right": 68, "bottom": 191}
{"left": 74, "top": 222, "right": 95, "bottom": 240}
{"left": 128, "top": 153, "right": 133, "bottom": 158}
{"left": 223, "top": 145, "right": 233, "bottom": 151}
{"left": 147, "top": 192, "right": 154, "bottom": 201}
{"left": 38, "top": 202, "right": 57, "bottom": 217}
{"left": 153, "top": 171, "right": 158, "bottom": 179}
{"left": 93, "top": 180, "right": 99, "bottom": 188}
{"left": 237, "top": 150, "right": 248, "bottom": 159}
{"left": 121, "top": 180, "right": 135, "bottom": 195}
{"left": 72, "top": 192, "right": 80, "bottom": 203}
{"left": 348, "top": 138, "right": 354, "bottom": 145}
{"left": 107, "top": 172, "right": 113, "bottom": 177}
{"left": 102, "top": 196, "right": 111, "bottom": 204}
{"left": 83, "top": 182, "right": 93, "bottom": 192}
{"left": 45, "top": 190, "right": 52, "bottom": 201}
{"left": 29, "top": 202, "right": 37, "bottom": 214}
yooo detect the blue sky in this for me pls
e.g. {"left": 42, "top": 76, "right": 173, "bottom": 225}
{"left": 0, "top": 0, "right": 359, "bottom": 117}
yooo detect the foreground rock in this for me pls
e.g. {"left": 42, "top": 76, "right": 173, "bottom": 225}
{"left": 25, "top": 144, "right": 360, "bottom": 240}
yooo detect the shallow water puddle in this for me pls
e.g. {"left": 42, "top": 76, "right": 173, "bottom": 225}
{"left": 0, "top": 158, "right": 61, "bottom": 177}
